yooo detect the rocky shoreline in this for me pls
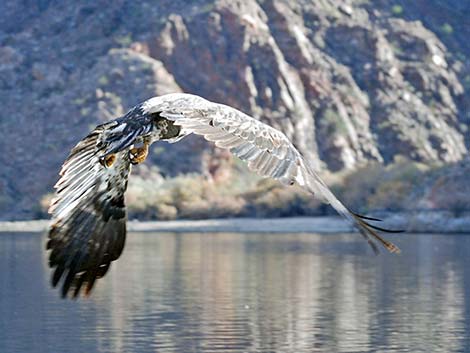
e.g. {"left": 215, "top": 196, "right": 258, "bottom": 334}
{"left": 1, "top": 212, "right": 469, "bottom": 234}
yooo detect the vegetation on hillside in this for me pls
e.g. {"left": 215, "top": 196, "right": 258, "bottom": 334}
{"left": 38, "top": 157, "right": 470, "bottom": 220}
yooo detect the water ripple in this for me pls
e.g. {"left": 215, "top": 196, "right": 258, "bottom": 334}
{"left": 0, "top": 232, "right": 469, "bottom": 353}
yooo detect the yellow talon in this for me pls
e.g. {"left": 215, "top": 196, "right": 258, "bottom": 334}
{"left": 102, "top": 154, "right": 116, "bottom": 168}
{"left": 129, "top": 143, "right": 149, "bottom": 165}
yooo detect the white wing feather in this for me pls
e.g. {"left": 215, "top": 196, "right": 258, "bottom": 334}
{"left": 147, "top": 93, "right": 400, "bottom": 254}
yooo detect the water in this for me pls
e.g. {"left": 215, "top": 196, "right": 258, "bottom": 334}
{"left": 0, "top": 231, "right": 469, "bottom": 353}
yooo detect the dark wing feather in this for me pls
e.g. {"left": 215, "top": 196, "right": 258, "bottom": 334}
{"left": 158, "top": 98, "right": 401, "bottom": 254}
{"left": 47, "top": 124, "right": 131, "bottom": 298}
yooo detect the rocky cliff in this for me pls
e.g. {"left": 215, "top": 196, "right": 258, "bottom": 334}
{"left": 0, "top": 0, "right": 468, "bottom": 219}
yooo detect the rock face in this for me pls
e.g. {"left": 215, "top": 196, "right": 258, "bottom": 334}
{"left": 0, "top": 0, "right": 468, "bottom": 219}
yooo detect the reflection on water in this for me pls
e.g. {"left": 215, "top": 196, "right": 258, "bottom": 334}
{"left": 0, "top": 231, "right": 469, "bottom": 353}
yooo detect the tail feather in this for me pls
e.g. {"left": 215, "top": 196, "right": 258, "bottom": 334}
{"left": 360, "top": 221, "right": 405, "bottom": 234}
{"left": 352, "top": 212, "right": 402, "bottom": 254}
{"left": 351, "top": 212, "right": 383, "bottom": 222}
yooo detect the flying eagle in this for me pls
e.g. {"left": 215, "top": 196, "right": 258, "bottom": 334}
{"left": 47, "top": 93, "right": 401, "bottom": 298}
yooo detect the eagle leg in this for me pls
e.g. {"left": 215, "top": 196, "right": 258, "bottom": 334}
{"left": 129, "top": 141, "right": 149, "bottom": 165}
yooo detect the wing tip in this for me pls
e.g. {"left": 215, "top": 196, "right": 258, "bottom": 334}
{"left": 351, "top": 211, "right": 402, "bottom": 254}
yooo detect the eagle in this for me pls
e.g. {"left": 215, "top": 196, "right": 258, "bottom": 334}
{"left": 47, "top": 93, "right": 401, "bottom": 298}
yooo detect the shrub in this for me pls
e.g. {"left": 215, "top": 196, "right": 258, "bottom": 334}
{"left": 40, "top": 156, "right": 467, "bottom": 220}
{"left": 337, "top": 157, "right": 430, "bottom": 212}
{"left": 426, "top": 166, "right": 470, "bottom": 216}
{"left": 241, "top": 179, "right": 323, "bottom": 217}
{"left": 337, "top": 162, "right": 385, "bottom": 212}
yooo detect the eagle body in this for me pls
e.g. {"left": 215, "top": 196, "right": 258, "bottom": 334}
{"left": 47, "top": 93, "right": 401, "bottom": 298}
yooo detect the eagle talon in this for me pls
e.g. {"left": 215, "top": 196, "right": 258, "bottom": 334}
{"left": 99, "top": 154, "right": 116, "bottom": 168}
{"left": 129, "top": 144, "right": 149, "bottom": 165}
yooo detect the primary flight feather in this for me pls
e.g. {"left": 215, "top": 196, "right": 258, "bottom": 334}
{"left": 47, "top": 93, "right": 401, "bottom": 298}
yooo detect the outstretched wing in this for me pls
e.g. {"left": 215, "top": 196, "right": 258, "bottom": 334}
{"left": 47, "top": 123, "right": 132, "bottom": 298}
{"left": 157, "top": 97, "right": 401, "bottom": 254}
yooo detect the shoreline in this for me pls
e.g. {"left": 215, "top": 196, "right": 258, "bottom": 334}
{"left": 1, "top": 211, "right": 469, "bottom": 234}
{"left": 0, "top": 217, "right": 351, "bottom": 234}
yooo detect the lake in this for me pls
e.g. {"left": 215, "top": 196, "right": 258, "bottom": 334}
{"left": 0, "top": 231, "right": 469, "bottom": 353}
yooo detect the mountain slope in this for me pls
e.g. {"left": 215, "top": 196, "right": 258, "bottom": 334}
{"left": 0, "top": 0, "right": 468, "bottom": 219}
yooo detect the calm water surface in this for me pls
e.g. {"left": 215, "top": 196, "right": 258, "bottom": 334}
{"left": 0, "top": 231, "right": 469, "bottom": 353}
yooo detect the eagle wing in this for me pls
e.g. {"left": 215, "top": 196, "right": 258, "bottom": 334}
{"left": 157, "top": 96, "right": 401, "bottom": 254}
{"left": 47, "top": 123, "right": 133, "bottom": 298}
{"left": 47, "top": 93, "right": 401, "bottom": 298}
